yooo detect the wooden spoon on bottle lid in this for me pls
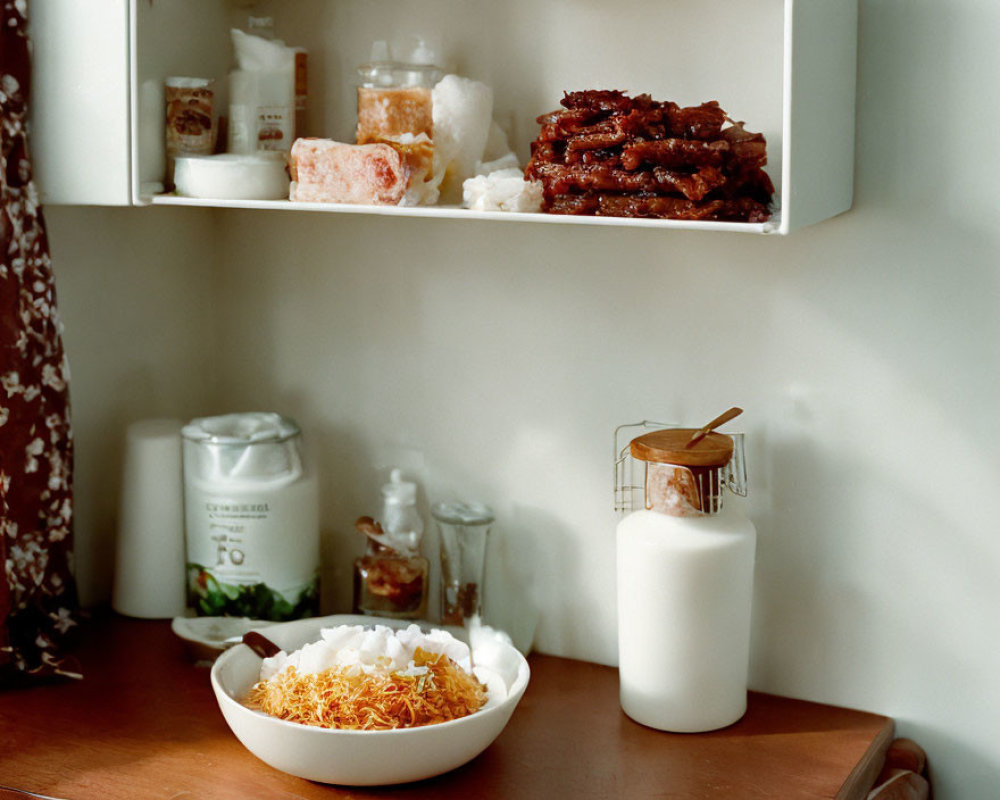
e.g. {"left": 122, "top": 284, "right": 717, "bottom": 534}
{"left": 685, "top": 407, "right": 743, "bottom": 449}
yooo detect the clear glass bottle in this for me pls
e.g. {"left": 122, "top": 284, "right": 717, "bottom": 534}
{"left": 352, "top": 469, "right": 428, "bottom": 619}
{"left": 616, "top": 418, "right": 756, "bottom": 732}
{"left": 433, "top": 502, "right": 494, "bottom": 626}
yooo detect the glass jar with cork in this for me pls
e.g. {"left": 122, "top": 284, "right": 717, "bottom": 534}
{"left": 615, "top": 408, "right": 756, "bottom": 732}
{"left": 352, "top": 469, "right": 429, "bottom": 619}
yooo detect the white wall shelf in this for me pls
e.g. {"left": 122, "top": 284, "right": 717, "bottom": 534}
{"left": 149, "top": 194, "right": 778, "bottom": 234}
{"left": 30, "top": 0, "right": 857, "bottom": 236}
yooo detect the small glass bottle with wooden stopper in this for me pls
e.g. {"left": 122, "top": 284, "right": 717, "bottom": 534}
{"left": 352, "top": 469, "right": 429, "bottom": 619}
{"left": 616, "top": 409, "right": 756, "bottom": 732}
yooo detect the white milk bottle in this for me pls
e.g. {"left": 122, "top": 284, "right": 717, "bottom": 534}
{"left": 616, "top": 410, "right": 756, "bottom": 732}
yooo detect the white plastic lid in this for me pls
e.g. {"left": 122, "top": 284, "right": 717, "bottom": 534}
{"left": 382, "top": 468, "right": 417, "bottom": 506}
{"left": 181, "top": 412, "right": 300, "bottom": 444}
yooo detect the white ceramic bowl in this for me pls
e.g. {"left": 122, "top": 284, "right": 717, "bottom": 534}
{"left": 173, "top": 153, "right": 289, "bottom": 200}
{"left": 210, "top": 614, "right": 530, "bottom": 786}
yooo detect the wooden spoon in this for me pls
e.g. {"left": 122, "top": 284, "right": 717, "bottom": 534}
{"left": 686, "top": 407, "right": 743, "bottom": 448}
{"left": 241, "top": 630, "right": 283, "bottom": 659}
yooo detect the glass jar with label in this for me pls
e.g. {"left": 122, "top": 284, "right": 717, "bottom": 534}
{"left": 164, "top": 76, "right": 214, "bottom": 187}
{"left": 182, "top": 412, "right": 319, "bottom": 620}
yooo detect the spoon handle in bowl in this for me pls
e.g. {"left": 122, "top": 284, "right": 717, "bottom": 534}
{"left": 242, "top": 630, "right": 282, "bottom": 659}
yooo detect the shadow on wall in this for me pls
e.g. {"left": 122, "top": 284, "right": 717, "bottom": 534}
{"left": 750, "top": 398, "right": 1000, "bottom": 797}
{"left": 308, "top": 419, "right": 389, "bottom": 617}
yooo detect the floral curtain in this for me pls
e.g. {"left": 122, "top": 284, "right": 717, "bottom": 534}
{"left": 0, "top": 0, "right": 80, "bottom": 684}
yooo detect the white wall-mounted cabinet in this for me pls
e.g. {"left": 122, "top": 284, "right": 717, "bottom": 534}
{"left": 30, "top": 1, "right": 132, "bottom": 206}
{"left": 30, "top": 0, "right": 857, "bottom": 234}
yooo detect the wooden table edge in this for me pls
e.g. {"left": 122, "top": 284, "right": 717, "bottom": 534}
{"left": 836, "top": 715, "right": 896, "bottom": 800}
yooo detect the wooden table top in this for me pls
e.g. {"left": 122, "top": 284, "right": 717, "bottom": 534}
{"left": 0, "top": 615, "right": 893, "bottom": 799}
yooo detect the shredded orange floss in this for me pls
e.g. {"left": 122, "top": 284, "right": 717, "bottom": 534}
{"left": 245, "top": 647, "right": 488, "bottom": 730}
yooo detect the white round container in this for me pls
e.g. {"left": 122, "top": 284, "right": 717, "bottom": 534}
{"left": 173, "top": 153, "right": 289, "bottom": 200}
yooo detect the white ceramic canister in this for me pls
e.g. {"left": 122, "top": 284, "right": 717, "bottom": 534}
{"left": 616, "top": 425, "right": 756, "bottom": 732}
{"left": 182, "top": 412, "right": 319, "bottom": 620}
{"left": 228, "top": 29, "right": 296, "bottom": 155}
{"left": 113, "top": 418, "right": 186, "bottom": 619}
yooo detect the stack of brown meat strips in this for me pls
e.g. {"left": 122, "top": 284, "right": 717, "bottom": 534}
{"left": 525, "top": 90, "right": 774, "bottom": 222}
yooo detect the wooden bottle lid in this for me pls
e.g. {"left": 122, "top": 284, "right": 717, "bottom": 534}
{"left": 630, "top": 429, "right": 734, "bottom": 467}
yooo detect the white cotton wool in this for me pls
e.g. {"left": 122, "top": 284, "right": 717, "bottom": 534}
{"left": 258, "top": 624, "right": 475, "bottom": 682}
{"left": 431, "top": 75, "right": 495, "bottom": 205}
{"left": 463, "top": 168, "right": 543, "bottom": 213}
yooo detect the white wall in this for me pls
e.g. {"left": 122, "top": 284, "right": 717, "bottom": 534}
{"left": 41, "top": 0, "right": 1000, "bottom": 797}
{"left": 46, "top": 206, "right": 221, "bottom": 603}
